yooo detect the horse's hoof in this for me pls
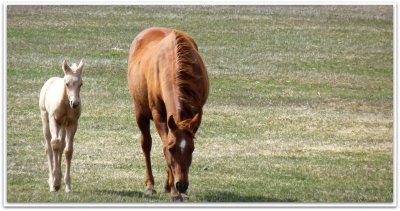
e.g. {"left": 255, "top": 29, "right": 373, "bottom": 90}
{"left": 65, "top": 187, "right": 72, "bottom": 193}
{"left": 171, "top": 195, "right": 183, "bottom": 202}
{"left": 171, "top": 194, "right": 188, "bottom": 202}
{"left": 54, "top": 185, "right": 61, "bottom": 192}
{"left": 144, "top": 189, "right": 156, "bottom": 196}
{"left": 164, "top": 187, "right": 171, "bottom": 193}
{"left": 181, "top": 193, "right": 189, "bottom": 202}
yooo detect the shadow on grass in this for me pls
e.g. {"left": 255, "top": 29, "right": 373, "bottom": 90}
{"left": 96, "top": 189, "right": 298, "bottom": 202}
{"left": 199, "top": 191, "right": 298, "bottom": 202}
{"left": 97, "top": 189, "right": 145, "bottom": 198}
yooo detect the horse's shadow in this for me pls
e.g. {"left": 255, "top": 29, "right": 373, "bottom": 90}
{"left": 198, "top": 191, "right": 298, "bottom": 202}
{"left": 97, "top": 189, "right": 298, "bottom": 202}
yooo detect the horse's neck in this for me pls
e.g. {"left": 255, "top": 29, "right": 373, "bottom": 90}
{"left": 163, "top": 82, "right": 182, "bottom": 121}
{"left": 162, "top": 72, "right": 199, "bottom": 122}
{"left": 164, "top": 85, "right": 197, "bottom": 122}
{"left": 159, "top": 33, "right": 198, "bottom": 122}
{"left": 60, "top": 84, "right": 68, "bottom": 107}
{"left": 53, "top": 80, "right": 69, "bottom": 111}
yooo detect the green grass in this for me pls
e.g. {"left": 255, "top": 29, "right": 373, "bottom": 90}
{"left": 6, "top": 5, "right": 393, "bottom": 203}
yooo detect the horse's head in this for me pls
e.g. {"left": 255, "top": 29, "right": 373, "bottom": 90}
{"left": 164, "top": 113, "right": 200, "bottom": 194}
{"left": 62, "top": 60, "right": 84, "bottom": 109}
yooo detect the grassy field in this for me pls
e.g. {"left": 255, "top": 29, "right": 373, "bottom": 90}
{"left": 6, "top": 5, "right": 393, "bottom": 203}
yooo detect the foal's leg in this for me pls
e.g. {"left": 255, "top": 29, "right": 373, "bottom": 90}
{"left": 136, "top": 112, "right": 155, "bottom": 195}
{"left": 41, "top": 111, "right": 54, "bottom": 192}
{"left": 64, "top": 123, "right": 77, "bottom": 192}
{"left": 59, "top": 128, "right": 66, "bottom": 169}
{"left": 49, "top": 117, "right": 62, "bottom": 191}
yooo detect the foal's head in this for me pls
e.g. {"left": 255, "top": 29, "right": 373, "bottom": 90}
{"left": 63, "top": 60, "right": 84, "bottom": 109}
{"left": 165, "top": 113, "right": 200, "bottom": 194}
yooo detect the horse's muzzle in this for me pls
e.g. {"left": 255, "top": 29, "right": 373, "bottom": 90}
{"left": 176, "top": 181, "right": 188, "bottom": 193}
{"left": 70, "top": 101, "right": 80, "bottom": 109}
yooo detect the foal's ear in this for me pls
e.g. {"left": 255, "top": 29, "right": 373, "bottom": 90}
{"left": 76, "top": 59, "right": 84, "bottom": 74}
{"left": 63, "top": 60, "right": 71, "bottom": 74}
{"left": 189, "top": 113, "right": 200, "bottom": 131}
{"left": 167, "top": 115, "right": 178, "bottom": 131}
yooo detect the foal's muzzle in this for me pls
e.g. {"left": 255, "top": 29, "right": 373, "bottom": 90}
{"left": 176, "top": 181, "right": 188, "bottom": 193}
{"left": 70, "top": 101, "right": 80, "bottom": 109}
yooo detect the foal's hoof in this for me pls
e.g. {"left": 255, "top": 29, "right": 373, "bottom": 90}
{"left": 144, "top": 188, "right": 157, "bottom": 196}
{"left": 52, "top": 185, "right": 61, "bottom": 192}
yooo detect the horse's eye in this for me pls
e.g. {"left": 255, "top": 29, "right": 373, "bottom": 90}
{"left": 169, "top": 147, "right": 176, "bottom": 154}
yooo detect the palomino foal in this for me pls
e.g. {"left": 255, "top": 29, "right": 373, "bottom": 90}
{"left": 39, "top": 60, "right": 84, "bottom": 192}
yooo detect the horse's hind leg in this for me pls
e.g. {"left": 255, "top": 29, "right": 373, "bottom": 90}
{"left": 136, "top": 112, "right": 156, "bottom": 195}
{"left": 41, "top": 110, "right": 54, "bottom": 192}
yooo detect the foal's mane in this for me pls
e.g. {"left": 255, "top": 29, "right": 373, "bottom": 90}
{"left": 174, "top": 32, "right": 201, "bottom": 117}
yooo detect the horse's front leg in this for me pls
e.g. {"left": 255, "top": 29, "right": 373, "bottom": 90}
{"left": 59, "top": 128, "right": 66, "bottom": 175}
{"left": 152, "top": 110, "right": 174, "bottom": 195}
{"left": 165, "top": 166, "right": 178, "bottom": 196}
{"left": 64, "top": 123, "right": 77, "bottom": 192}
{"left": 49, "top": 117, "right": 62, "bottom": 191}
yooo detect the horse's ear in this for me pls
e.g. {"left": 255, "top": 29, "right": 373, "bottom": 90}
{"left": 167, "top": 114, "right": 178, "bottom": 131}
{"left": 76, "top": 59, "right": 84, "bottom": 74}
{"left": 168, "top": 139, "right": 176, "bottom": 149}
{"left": 189, "top": 113, "right": 200, "bottom": 131}
{"left": 63, "top": 60, "right": 71, "bottom": 74}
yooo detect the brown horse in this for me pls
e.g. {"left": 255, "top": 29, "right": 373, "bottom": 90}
{"left": 127, "top": 27, "right": 209, "bottom": 201}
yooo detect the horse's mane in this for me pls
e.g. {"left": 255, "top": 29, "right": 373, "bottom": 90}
{"left": 175, "top": 32, "right": 201, "bottom": 117}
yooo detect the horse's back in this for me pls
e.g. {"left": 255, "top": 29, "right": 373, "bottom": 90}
{"left": 128, "top": 27, "right": 173, "bottom": 59}
{"left": 127, "top": 27, "right": 208, "bottom": 118}
{"left": 127, "top": 28, "right": 174, "bottom": 113}
{"left": 128, "top": 27, "right": 196, "bottom": 73}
